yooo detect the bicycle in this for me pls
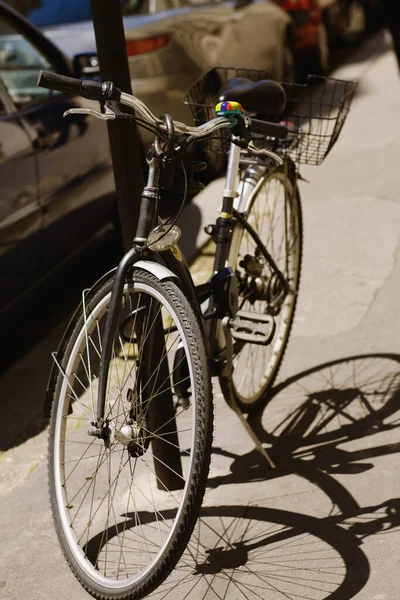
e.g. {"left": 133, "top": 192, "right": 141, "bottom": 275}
{"left": 38, "top": 67, "right": 356, "bottom": 600}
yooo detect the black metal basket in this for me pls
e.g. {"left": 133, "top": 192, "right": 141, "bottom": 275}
{"left": 184, "top": 67, "right": 357, "bottom": 166}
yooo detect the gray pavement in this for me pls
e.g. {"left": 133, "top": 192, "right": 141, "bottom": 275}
{"left": 1, "top": 30, "right": 400, "bottom": 600}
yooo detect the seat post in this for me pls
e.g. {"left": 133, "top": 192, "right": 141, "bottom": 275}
{"left": 212, "top": 141, "right": 241, "bottom": 275}
{"left": 223, "top": 141, "right": 241, "bottom": 205}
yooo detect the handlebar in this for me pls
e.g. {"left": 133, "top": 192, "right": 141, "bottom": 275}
{"left": 37, "top": 70, "right": 121, "bottom": 102}
{"left": 37, "top": 70, "right": 288, "bottom": 144}
{"left": 249, "top": 118, "right": 287, "bottom": 140}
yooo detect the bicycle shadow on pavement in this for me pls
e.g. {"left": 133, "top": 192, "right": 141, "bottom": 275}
{"left": 210, "top": 352, "right": 400, "bottom": 491}
{"left": 143, "top": 495, "right": 400, "bottom": 600}
{"left": 144, "top": 501, "right": 372, "bottom": 600}
{"left": 146, "top": 353, "right": 399, "bottom": 600}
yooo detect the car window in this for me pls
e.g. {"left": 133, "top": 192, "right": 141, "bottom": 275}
{"left": 0, "top": 18, "right": 57, "bottom": 108}
{"left": 5, "top": 0, "right": 90, "bottom": 27}
{"left": 5, "top": 0, "right": 149, "bottom": 26}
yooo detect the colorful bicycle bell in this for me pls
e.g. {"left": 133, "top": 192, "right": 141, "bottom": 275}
{"left": 215, "top": 100, "right": 245, "bottom": 125}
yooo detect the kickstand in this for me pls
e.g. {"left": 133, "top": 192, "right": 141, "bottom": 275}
{"left": 229, "top": 392, "right": 275, "bottom": 469}
{"left": 221, "top": 317, "right": 275, "bottom": 469}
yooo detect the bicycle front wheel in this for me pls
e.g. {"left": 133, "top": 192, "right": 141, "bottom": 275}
{"left": 222, "top": 166, "right": 302, "bottom": 412}
{"left": 48, "top": 269, "right": 212, "bottom": 600}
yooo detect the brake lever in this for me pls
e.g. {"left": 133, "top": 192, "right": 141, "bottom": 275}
{"left": 63, "top": 107, "right": 116, "bottom": 120}
{"left": 247, "top": 141, "right": 284, "bottom": 166}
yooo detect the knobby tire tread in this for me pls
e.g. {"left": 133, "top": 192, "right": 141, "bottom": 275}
{"left": 48, "top": 269, "right": 213, "bottom": 600}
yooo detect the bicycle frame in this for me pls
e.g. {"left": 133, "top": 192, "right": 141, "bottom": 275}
{"left": 93, "top": 139, "right": 288, "bottom": 427}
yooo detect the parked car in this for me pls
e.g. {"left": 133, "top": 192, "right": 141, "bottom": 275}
{"left": 0, "top": 0, "right": 300, "bottom": 322}
{"left": 5, "top": 0, "right": 295, "bottom": 136}
{"left": 0, "top": 1, "right": 116, "bottom": 321}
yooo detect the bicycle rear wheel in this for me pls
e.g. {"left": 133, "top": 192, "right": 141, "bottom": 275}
{"left": 48, "top": 269, "right": 212, "bottom": 599}
{"left": 221, "top": 165, "right": 302, "bottom": 413}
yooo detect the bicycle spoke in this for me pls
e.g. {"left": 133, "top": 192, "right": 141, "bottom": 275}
{"left": 51, "top": 272, "right": 211, "bottom": 597}
{"left": 229, "top": 170, "right": 301, "bottom": 406}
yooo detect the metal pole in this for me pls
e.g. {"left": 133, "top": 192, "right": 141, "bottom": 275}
{"left": 90, "top": 0, "right": 183, "bottom": 490}
{"left": 90, "top": 0, "right": 145, "bottom": 250}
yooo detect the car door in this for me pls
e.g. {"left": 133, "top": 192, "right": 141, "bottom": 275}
{"left": 24, "top": 86, "right": 115, "bottom": 276}
{"left": 0, "top": 24, "right": 40, "bottom": 318}
{"left": 0, "top": 3, "right": 115, "bottom": 293}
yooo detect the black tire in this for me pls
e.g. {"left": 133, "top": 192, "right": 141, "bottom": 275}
{"left": 48, "top": 269, "right": 213, "bottom": 599}
{"left": 220, "top": 165, "right": 302, "bottom": 413}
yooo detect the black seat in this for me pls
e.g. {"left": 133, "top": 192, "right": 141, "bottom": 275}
{"left": 218, "top": 77, "right": 286, "bottom": 117}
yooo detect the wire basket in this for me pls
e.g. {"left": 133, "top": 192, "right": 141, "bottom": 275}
{"left": 184, "top": 67, "right": 357, "bottom": 166}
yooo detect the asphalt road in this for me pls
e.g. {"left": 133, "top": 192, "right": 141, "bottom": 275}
{"left": 1, "top": 30, "right": 400, "bottom": 600}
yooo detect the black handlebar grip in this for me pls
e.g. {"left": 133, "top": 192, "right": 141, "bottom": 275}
{"left": 37, "top": 70, "right": 121, "bottom": 102}
{"left": 37, "top": 70, "right": 84, "bottom": 95}
{"left": 250, "top": 118, "right": 288, "bottom": 140}
{"left": 79, "top": 79, "right": 107, "bottom": 101}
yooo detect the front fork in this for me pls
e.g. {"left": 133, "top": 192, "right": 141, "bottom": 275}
{"left": 95, "top": 245, "right": 140, "bottom": 427}
{"left": 93, "top": 151, "right": 201, "bottom": 429}
{"left": 94, "top": 156, "right": 161, "bottom": 427}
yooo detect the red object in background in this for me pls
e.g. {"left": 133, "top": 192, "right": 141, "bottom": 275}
{"left": 273, "top": 0, "right": 322, "bottom": 51}
{"left": 279, "top": 0, "right": 314, "bottom": 10}
{"left": 126, "top": 34, "right": 170, "bottom": 56}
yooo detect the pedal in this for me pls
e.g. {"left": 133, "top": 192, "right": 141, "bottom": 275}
{"left": 229, "top": 311, "right": 275, "bottom": 345}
